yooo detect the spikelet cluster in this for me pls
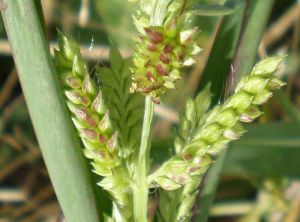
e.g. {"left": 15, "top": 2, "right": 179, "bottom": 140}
{"left": 55, "top": 32, "right": 120, "bottom": 177}
{"left": 131, "top": 23, "right": 201, "bottom": 101}
{"left": 54, "top": 33, "right": 132, "bottom": 213}
{"left": 130, "top": 0, "right": 202, "bottom": 101}
{"left": 150, "top": 56, "right": 285, "bottom": 191}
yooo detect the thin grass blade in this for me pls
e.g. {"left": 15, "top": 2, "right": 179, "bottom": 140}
{"left": 194, "top": 1, "right": 275, "bottom": 221}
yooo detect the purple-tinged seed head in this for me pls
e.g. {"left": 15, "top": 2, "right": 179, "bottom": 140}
{"left": 74, "top": 108, "right": 97, "bottom": 127}
{"left": 82, "top": 128, "right": 98, "bottom": 140}
{"left": 188, "top": 167, "right": 200, "bottom": 174}
{"left": 159, "top": 53, "right": 170, "bottom": 64}
{"left": 98, "top": 150, "right": 106, "bottom": 158}
{"left": 239, "top": 113, "right": 253, "bottom": 123}
{"left": 99, "top": 135, "right": 108, "bottom": 144}
{"left": 183, "top": 152, "right": 193, "bottom": 161}
{"left": 176, "top": 175, "right": 188, "bottom": 185}
{"left": 144, "top": 28, "right": 164, "bottom": 44}
{"left": 155, "top": 64, "right": 168, "bottom": 76}
{"left": 180, "top": 27, "right": 198, "bottom": 45}
{"left": 145, "top": 71, "right": 155, "bottom": 83}
{"left": 147, "top": 44, "right": 157, "bottom": 52}
{"left": 75, "top": 108, "right": 88, "bottom": 119}
{"left": 141, "top": 87, "right": 152, "bottom": 94}
{"left": 164, "top": 45, "right": 173, "bottom": 54}
{"left": 81, "top": 96, "right": 91, "bottom": 106}
{"left": 223, "top": 129, "right": 239, "bottom": 140}
{"left": 65, "top": 76, "right": 81, "bottom": 89}
{"left": 164, "top": 19, "right": 178, "bottom": 38}
{"left": 151, "top": 97, "right": 161, "bottom": 104}
{"left": 107, "top": 132, "right": 118, "bottom": 151}
{"left": 85, "top": 116, "right": 98, "bottom": 127}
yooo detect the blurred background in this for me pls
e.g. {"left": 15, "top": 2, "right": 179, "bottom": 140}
{"left": 0, "top": 0, "right": 300, "bottom": 221}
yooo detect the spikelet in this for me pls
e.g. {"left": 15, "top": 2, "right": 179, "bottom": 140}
{"left": 54, "top": 32, "right": 132, "bottom": 217}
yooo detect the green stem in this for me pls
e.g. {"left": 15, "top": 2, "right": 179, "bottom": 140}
{"left": 151, "top": 0, "right": 171, "bottom": 26}
{"left": 134, "top": 96, "right": 154, "bottom": 222}
{"left": 196, "top": 150, "right": 228, "bottom": 222}
{"left": 133, "top": 1, "right": 172, "bottom": 221}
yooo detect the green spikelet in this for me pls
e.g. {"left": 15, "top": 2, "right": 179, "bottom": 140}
{"left": 55, "top": 32, "right": 132, "bottom": 220}
{"left": 149, "top": 56, "right": 285, "bottom": 221}
{"left": 130, "top": 0, "right": 202, "bottom": 101}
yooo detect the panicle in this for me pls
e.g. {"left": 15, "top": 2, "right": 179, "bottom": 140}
{"left": 149, "top": 56, "right": 285, "bottom": 221}
{"left": 150, "top": 56, "right": 285, "bottom": 190}
{"left": 130, "top": 1, "right": 202, "bottom": 101}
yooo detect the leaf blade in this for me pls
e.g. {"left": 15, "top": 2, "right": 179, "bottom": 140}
{"left": 0, "top": 1, "right": 101, "bottom": 221}
{"left": 190, "top": 1, "right": 244, "bottom": 17}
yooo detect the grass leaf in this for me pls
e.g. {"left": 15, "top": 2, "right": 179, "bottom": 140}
{"left": 197, "top": 1, "right": 245, "bottom": 105}
{"left": 224, "top": 122, "right": 300, "bottom": 178}
{"left": 190, "top": 0, "right": 244, "bottom": 17}
{"left": 0, "top": 1, "right": 101, "bottom": 221}
{"left": 97, "top": 46, "right": 144, "bottom": 157}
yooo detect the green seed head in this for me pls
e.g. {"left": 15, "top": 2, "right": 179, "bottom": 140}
{"left": 150, "top": 56, "right": 285, "bottom": 191}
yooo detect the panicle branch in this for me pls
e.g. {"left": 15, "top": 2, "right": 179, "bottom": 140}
{"left": 149, "top": 56, "right": 285, "bottom": 221}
